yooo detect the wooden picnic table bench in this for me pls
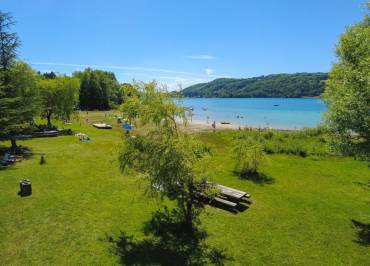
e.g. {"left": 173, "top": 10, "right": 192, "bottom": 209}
{"left": 213, "top": 197, "right": 237, "bottom": 208}
{"left": 216, "top": 184, "right": 251, "bottom": 200}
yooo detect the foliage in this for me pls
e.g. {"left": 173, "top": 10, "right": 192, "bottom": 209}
{"left": 232, "top": 134, "right": 266, "bottom": 177}
{"left": 323, "top": 12, "right": 370, "bottom": 159}
{"left": 0, "top": 12, "right": 40, "bottom": 148}
{"left": 0, "top": 61, "right": 40, "bottom": 148}
{"left": 41, "top": 71, "right": 57, "bottom": 79}
{"left": 204, "top": 127, "right": 329, "bottom": 158}
{"left": 120, "top": 81, "right": 189, "bottom": 129}
{"left": 119, "top": 82, "right": 212, "bottom": 227}
{"left": 38, "top": 75, "right": 80, "bottom": 126}
{"left": 73, "top": 68, "right": 121, "bottom": 110}
{"left": 0, "top": 11, "right": 19, "bottom": 78}
{"left": 182, "top": 72, "right": 328, "bottom": 98}
{"left": 120, "top": 83, "right": 137, "bottom": 98}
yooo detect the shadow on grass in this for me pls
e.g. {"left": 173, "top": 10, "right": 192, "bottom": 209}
{"left": 106, "top": 208, "right": 231, "bottom": 265}
{"left": 208, "top": 198, "right": 251, "bottom": 214}
{"left": 353, "top": 181, "right": 370, "bottom": 190}
{"left": 352, "top": 220, "right": 370, "bottom": 247}
{"left": 0, "top": 146, "right": 34, "bottom": 171}
{"left": 233, "top": 170, "right": 274, "bottom": 185}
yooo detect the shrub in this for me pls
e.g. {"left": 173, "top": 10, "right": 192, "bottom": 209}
{"left": 232, "top": 136, "right": 266, "bottom": 177}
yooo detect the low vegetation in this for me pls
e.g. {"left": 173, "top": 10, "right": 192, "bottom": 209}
{"left": 1, "top": 112, "right": 369, "bottom": 265}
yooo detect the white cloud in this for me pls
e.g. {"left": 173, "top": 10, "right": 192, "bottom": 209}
{"left": 30, "top": 61, "right": 220, "bottom": 78}
{"left": 185, "top": 55, "right": 215, "bottom": 60}
{"left": 29, "top": 61, "right": 230, "bottom": 79}
{"left": 205, "top": 68, "right": 214, "bottom": 76}
{"left": 29, "top": 61, "right": 233, "bottom": 90}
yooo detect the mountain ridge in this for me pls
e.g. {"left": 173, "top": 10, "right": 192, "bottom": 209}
{"left": 181, "top": 72, "right": 328, "bottom": 98}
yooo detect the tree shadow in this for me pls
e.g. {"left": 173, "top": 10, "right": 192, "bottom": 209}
{"left": 353, "top": 181, "right": 370, "bottom": 191}
{"left": 233, "top": 171, "right": 274, "bottom": 185}
{"left": 0, "top": 146, "right": 34, "bottom": 171}
{"left": 207, "top": 197, "right": 250, "bottom": 214}
{"left": 106, "top": 208, "right": 231, "bottom": 265}
{"left": 351, "top": 220, "right": 370, "bottom": 246}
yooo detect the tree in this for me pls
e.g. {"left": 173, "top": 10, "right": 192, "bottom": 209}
{"left": 38, "top": 75, "right": 80, "bottom": 126}
{"left": 323, "top": 10, "right": 370, "bottom": 159}
{"left": 0, "top": 11, "right": 19, "bottom": 84}
{"left": 42, "top": 71, "right": 57, "bottom": 79}
{"left": 119, "top": 82, "right": 214, "bottom": 228}
{"left": 73, "top": 68, "right": 120, "bottom": 110}
{"left": 0, "top": 12, "right": 40, "bottom": 149}
{"left": 0, "top": 61, "right": 40, "bottom": 148}
{"left": 232, "top": 135, "right": 266, "bottom": 177}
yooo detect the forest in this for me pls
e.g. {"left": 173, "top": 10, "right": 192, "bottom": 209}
{"left": 182, "top": 72, "right": 328, "bottom": 98}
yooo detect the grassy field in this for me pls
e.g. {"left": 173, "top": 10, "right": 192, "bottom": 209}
{"left": 1, "top": 111, "right": 369, "bottom": 265}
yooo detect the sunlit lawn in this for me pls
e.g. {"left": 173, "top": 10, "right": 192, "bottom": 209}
{"left": 0, "top": 112, "right": 369, "bottom": 265}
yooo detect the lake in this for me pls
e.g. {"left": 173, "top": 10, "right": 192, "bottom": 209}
{"left": 177, "top": 98, "right": 326, "bottom": 129}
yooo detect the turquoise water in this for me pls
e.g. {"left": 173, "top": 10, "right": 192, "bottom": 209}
{"left": 177, "top": 98, "right": 326, "bottom": 129}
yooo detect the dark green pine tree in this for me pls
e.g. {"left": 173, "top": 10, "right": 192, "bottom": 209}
{"left": 0, "top": 11, "right": 39, "bottom": 150}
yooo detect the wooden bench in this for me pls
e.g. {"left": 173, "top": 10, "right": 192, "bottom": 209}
{"left": 213, "top": 197, "right": 237, "bottom": 208}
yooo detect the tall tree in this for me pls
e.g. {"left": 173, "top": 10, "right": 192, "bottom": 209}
{"left": 0, "top": 11, "right": 19, "bottom": 84}
{"left": 119, "top": 82, "right": 214, "bottom": 228}
{"left": 73, "top": 68, "right": 120, "bottom": 110}
{"left": 0, "top": 61, "right": 40, "bottom": 148}
{"left": 323, "top": 10, "right": 370, "bottom": 159}
{"left": 38, "top": 75, "right": 80, "bottom": 126}
{"left": 0, "top": 12, "right": 39, "bottom": 149}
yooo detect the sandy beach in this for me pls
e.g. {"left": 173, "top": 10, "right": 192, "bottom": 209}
{"left": 186, "top": 120, "right": 239, "bottom": 131}
{"left": 182, "top": 119, "right": 297, "bottom": 132}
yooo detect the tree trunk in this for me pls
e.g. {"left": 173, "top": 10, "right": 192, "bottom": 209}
{"left": 11, "top": 138, "right": 17, "bottom": 150}
{"left": 184, "top": 200, "right": 193, "bottom": 230}
{"left": 47, "top": 113, "right": 52, "bottom": 127}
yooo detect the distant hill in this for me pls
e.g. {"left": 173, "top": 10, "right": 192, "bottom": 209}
{"left": 182, "top": 73, "right": 328, "bottom": 98}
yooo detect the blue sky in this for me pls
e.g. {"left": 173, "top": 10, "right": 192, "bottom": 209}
{"left": 2, "top": 0, "right": 367, "bottom": 89}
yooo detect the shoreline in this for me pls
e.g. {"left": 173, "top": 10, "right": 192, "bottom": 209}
{"left": 184, "top": 119, "right": 299, "bottom": 132}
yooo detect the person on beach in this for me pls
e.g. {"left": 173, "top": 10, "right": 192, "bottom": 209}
{"left": 212, "top": 121, "right": 216, "bottom": 131}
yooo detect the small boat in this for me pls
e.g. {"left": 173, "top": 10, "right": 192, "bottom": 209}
{"left": 201, "top": 107, "right": 208, "bottom": 111}
{"left": 220, "top": 121, "right": 231, "bottom": 125}
{"left": 184, "top": 106, "right": 194, "bottom": 111}
{"left": 273, "top": 104, "right": 279, "bottom": 106}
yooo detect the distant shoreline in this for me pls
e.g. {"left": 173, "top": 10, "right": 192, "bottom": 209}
{"left": 179, "top": 96, "right": 322, "bottom": 99}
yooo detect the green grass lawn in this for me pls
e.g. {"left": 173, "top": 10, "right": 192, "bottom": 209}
{"left": 1, "top": 112, "right": 369, "bottom": 265}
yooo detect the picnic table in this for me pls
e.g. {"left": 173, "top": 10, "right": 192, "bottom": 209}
{"left": 216, "top": 184, "right": 250, "bottom": 200}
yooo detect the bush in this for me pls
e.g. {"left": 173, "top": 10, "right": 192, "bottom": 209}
{"left": 232, "top": 136, "right": 266, "bottom": 177}
{"left": 231, "top": 128, "right": 329, "bottom": 157}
